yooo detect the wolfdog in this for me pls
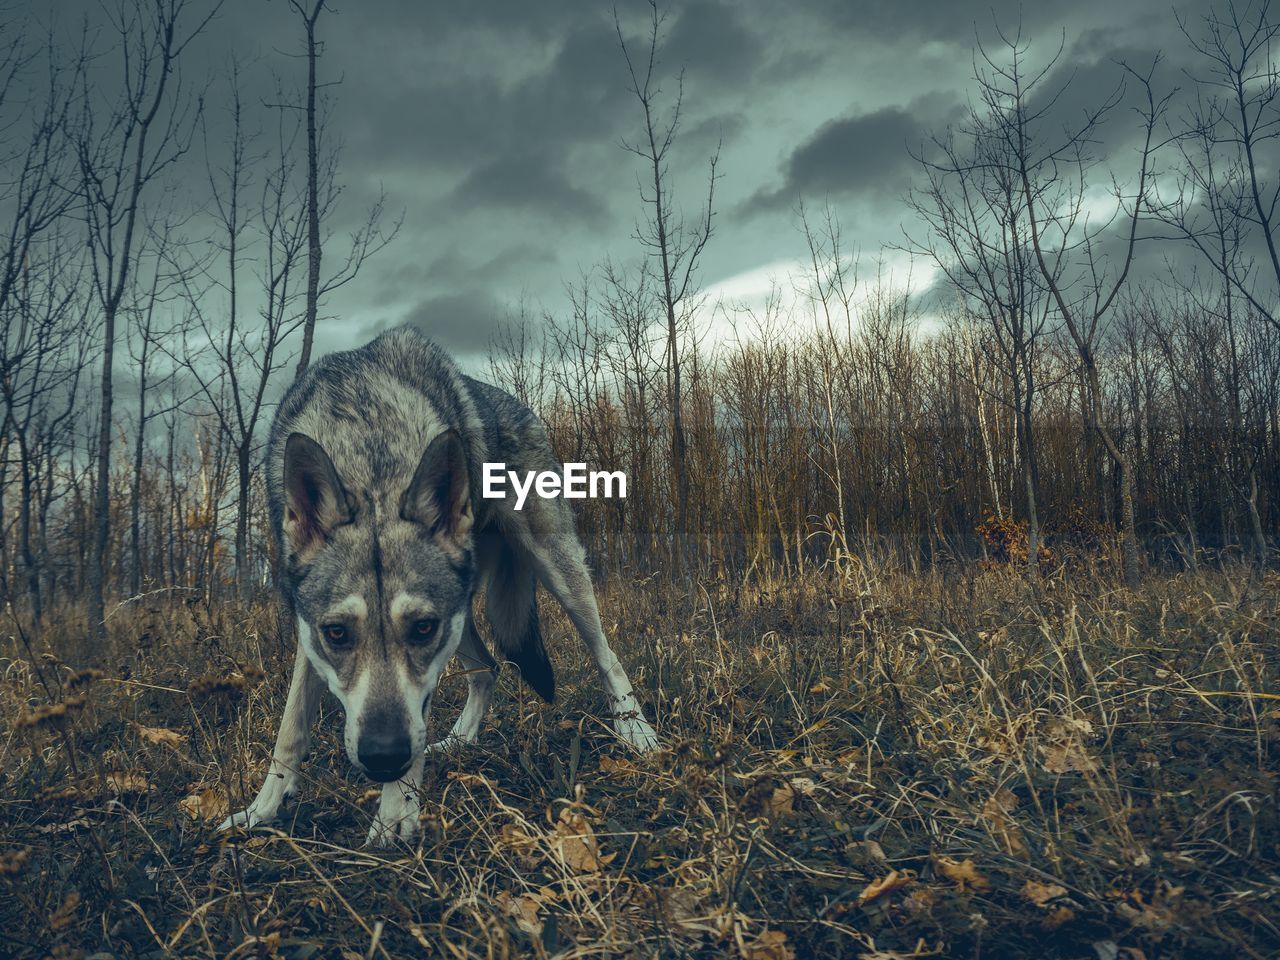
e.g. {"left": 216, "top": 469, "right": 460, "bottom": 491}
{"left": 220, "top": 325, "right": 658, "bottom": 845}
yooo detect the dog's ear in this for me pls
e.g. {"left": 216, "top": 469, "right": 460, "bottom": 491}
{"left": 283, "top": 433, "right": 354, "bottom": 561}
{"left": 401, "top": 429, "right": 472, "bottom": 547}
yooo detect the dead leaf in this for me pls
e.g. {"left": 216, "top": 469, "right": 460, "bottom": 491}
{"left": 1115, "top": 884, "right": 1182, "bottom": 935}
{"left": 983, "top": 787, "right": 1017, "bottom": 815}
{"left": 48, "top": 891, "right": 80, "bottom": 931}
{"left": 105, "top": 771, "right": 152, "bottom": 795}
{"left": 36, "top": 819, "right": 90, "bottom": 835}
{"left": 660, "top": 885, "right": 713, "bottom": 938}
{"left": 597, "top": 755, "right": 639, "bottom": 778}
{"left": 979, "top": 788, "right": 1029, "bottom": 857}
{"left": 856, "top": 937, "right": 943, "bottom": 958}
{"left": 1040, "top": 740, "right": 1099, "bottom": 774}
{"left": 857, "top": 870, "right": 914, "bottom": 906}
{"left": 787, "top": 776, "right": 817, "bottom": 795}
{"left": 935, "top": 857, "right": 989, "bottom": 893}
{"left": 766, "top": 785, "right": 794, "bottom": 818}
{"left": 899, "top": 887, "right": 936, "bottom": 918}
{"left": 742, "top": 929, "right": 794, "bottom": 960}
{"left": 495, "top": 890, "right": 543, "bottom": 937}
{"left": 447, "top": 771, "right": 495, "bottom": 789}
{"left": 134, "top": 724, "right": 187, "bottom": 749}
{"left": 1041, "top": 906, "right": 1075, "bottom": 930}
{"left": 1022, "top": 879, "right": 1068, "bottom": 907}
{"left": 498, "top": 822, "right": 538, "bottom": 856}
{"left": 552, "top": 809, "right": 614, "bottom": 874}
{"left": 845, "top": 839, "right": 888, "bottom": 869}
{"left": 178, "top": 787, "right": 227, "bottom": 822}
{"left": 1044, "top": 716, "right": 1094, "bottom": 739}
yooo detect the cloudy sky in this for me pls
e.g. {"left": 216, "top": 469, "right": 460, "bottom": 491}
{"left": 44, "top": 0, "right": 1207, "bottom": 367}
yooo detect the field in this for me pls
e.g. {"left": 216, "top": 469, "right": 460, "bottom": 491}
{"left": 1, "top": 563, "right": 1278, "bottom": 959}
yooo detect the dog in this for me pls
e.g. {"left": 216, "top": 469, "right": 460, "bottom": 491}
{"left": 219, "top": 325, "right": 658, "bottom": 845}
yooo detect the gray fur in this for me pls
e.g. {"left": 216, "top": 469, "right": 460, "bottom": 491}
{"left": 222, "top": 324, "right": 657, "bottom": 846}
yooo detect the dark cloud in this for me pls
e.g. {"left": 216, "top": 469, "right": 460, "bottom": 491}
{"left": 38, "top": 0, "right": 1193, "bottom": 362}
{"left": 799, "top": 0, "right": 1128, "bottom": 43}
{"left": 445, "top": 152, "right": 608, "bottom": 226}
{"left": 368, "top": 242, "right": 558, "bottom": 310}
{"left": 370, "top": 290, "right": 509, "bottom": 356}
{"left": 341, "top": 15, "right": 628, "bottom": 177}
{"left": 746, "top": 94, "right": 962, "bottom": 213}
{"left": 682, "top": 110, "right": 748, "bottom": 156}
{"left": 662, "top": 1, "right": 765, "bottom": 88}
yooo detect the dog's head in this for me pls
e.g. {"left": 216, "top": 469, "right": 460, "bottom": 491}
{"left": 282, "top": 429, "right": 474, "bottom": 782}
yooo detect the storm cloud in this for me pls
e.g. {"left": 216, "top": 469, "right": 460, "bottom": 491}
{"left": 746, "top": 94, "right": 964, "bottom": 214}
{"left": 38, "top": 0, "right": 1206, "bottom": 358}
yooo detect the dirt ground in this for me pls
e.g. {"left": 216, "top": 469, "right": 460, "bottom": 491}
{"left": 2, "top": 564, "right": 1278, "bottom": 958}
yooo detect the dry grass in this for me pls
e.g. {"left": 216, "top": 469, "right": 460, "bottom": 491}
{"left": 1, "top": 564, "right": 1278, "bottom": 958}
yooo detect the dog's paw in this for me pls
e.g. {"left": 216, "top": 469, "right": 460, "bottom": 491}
{"left": 364, "top": 784, "right": 421, "bottom": 848}
{"left": 365, "top": 814, "right": 418, "bottom": 847}
{"left": 218, "top": 798, "right": 281, "bottom": 833}
{"left": 612, "top": 712, "right": 659, "bottom": 752}
{"left": 425, "top": 735, "right": 473, "bottom": 754}
{"left": 217, "top": 774, "right": 292, "bottom": 833}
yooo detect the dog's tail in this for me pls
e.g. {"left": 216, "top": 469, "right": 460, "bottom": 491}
{"left": 486, "top": 540, "right": 555, "bottom": 703}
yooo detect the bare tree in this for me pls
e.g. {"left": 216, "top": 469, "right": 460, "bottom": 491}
{"left": 75, "top": 0, "right": 222, "bottom": 640}
{"left": 906, "top": 85, "right": 1056, "bottom": 578}
{"left": 798, "top": 203, "right": 857, "bottom": 552}
{"left": 600, "top": 260, "right": 662, "bottom": 571}
{"left": 125, "top": 219, "right": 193, "bottom": 596}
{"left": 488, "top": 298, "right": 549, "bottom": 411}
{"left": 1157, "top": 1, "right": 1280, "bottom": 332}
{"left": 171, "top": 64, "right": 308, "bottom": 600}
{"left": 0, "top": 232, "right": 87, "bottom": 626}
{"left": 0, "top": 20, "right": 83, "bottom": 620}
{"left": 962, "top": 25, "right": 1166, "bottom": 586}
{"left": 1150, "top": 0, "right": 1280, "bottom": 566}
{"left": 280, "top": 0, "right": 397, "bottom": 385}
{"left": 286, "top": 0, "right": 326, "bottom": 378}
{"left": 616, "top": 0, "right": 720, "bottom": 578}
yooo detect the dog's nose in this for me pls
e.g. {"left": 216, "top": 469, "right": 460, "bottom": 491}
{"left": 357, "top": 730, "right": 412, "bottom": 782}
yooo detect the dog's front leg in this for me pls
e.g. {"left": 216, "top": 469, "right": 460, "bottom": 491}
{"left": 220, "top": 647, "right": 323, "bottom": 832}
{"left": 366, "top": 748, "right": 424, "bottom": 847}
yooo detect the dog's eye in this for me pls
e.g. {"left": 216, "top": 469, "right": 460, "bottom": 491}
{"left": 322, "top": 624, "right": 351, "bottom": 647}
{"left": 409, "top": 618, "right": 439, "bottom": 643}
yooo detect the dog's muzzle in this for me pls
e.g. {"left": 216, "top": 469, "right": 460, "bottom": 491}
{"left": 357, "top": 727, "right": 412, "bottom": 782}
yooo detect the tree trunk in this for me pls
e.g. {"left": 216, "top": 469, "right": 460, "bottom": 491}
{"left": 1087, "top": 365, "right": 1140, "bottom": 587}
{"left": 1011, "top": 373, "right": 1040, "bottom": 579}
{"left": 166, "top": 419, "right": 179, "bottom": 588}
{"left": 236, "top": 440, "right": 252, "bottom": 601}
{"left": 0, "top": 455, "right": 8, "bottom": 610}
{"left": 1247, "top": 468, "right": 1267, "bottom": 568}
{"left": 1022, "top": 393, "right": 1041, "bottom": 580}
{"left": 18, "top": 445, "right": 41, "bottom": 629}
{"left": 664, "top": 268, "right": 688, "bottom": 577}
{"left": 1118, "top": 452, "right": 1140, "bottom": 587}
{"left": 89, "top": 309, "right": 115, "bottom": 640}
{"left": 130, "top": 363, "right": 148, "bottom": 596}
{"left": 295, "top": 11, "right": 322, "bottom": 379}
